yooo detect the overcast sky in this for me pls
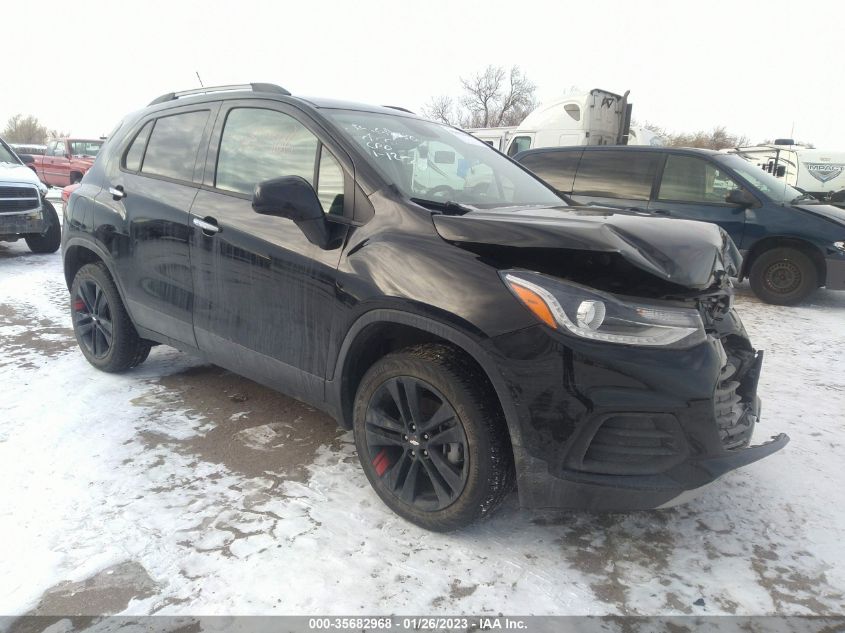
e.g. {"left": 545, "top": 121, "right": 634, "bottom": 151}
{"left": 4, "top": 0, "right": 844, "bottom": 147}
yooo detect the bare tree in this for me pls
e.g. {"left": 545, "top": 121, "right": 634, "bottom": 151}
{"left": 460, "top": 65, "right": 505, "bottom": 128}
{"left": 421, "top": 95, "right": 456, "bottom": 125}
{"left": 47, "top": 128, "right": 70, "bottom": 141}
{"left": 2, "top": 114, "right": 49, "bottom": 144}
{"left": 423, "top": 65, "right": 538, "bottom": 128}
{"left": 493, "top": 66, "right": 537, "bottom": 127}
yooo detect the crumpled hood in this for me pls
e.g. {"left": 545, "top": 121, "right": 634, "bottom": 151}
{"left": 0, "top": 161, "right": 46, "bottom": 193}
{"left": 793, "top": 203, "right": 845, "bottom": 227}
{"left": 433, "top": 206, "right": 741, "bottom": 290}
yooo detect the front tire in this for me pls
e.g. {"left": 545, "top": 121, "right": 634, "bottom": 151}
{"left": 749, "top": 247, "right": 817, "bottom": 305}
{"left": 70, "top": 263, "right": 151, "bottom": 372}
{"left": 24, "top": 201, "right": 61, "bottom": 254}
{"left": 353, "top": 344, "right": 514, "bottom": 532}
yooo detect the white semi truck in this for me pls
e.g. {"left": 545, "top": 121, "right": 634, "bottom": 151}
{"left": 727, "top": 140, "right": 845, "bottom": 205}
{"left": 467, "top": 88, "right": 663, "bottom": 156}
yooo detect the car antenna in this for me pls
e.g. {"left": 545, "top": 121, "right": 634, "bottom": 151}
{"left": 195, "top": 71, "right": 204, "bottom": 88}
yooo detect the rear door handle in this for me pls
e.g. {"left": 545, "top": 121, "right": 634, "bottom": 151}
{"left": 193, "top": 216, "right": 220, "bottom": 235}
{"left": 108, "top": 185, "right": 125, "bottom": 200}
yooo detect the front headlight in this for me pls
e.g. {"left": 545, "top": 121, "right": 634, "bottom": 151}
{"left": 502, "top": 271, "right": 706, "bottom": 349}
{"left": 834, "top": 241, "right": 845, "bottom": 253}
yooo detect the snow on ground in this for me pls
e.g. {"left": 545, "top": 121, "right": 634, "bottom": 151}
{"left": 0, "top": 214, "right": 844, "bottom": 616}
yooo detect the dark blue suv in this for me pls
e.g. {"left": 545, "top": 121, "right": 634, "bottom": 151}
{"left": 516, "top": 146, "right": 845, "bottom": 304}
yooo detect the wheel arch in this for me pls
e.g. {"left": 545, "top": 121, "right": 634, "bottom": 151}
{"left": 742, "top": 236, "right": 827, "bottom": 285}
{"left": 63, "top": 239, "right": 127, "bottom": 298}
{"left": 330, "top": 309, "right": 526, "bottom": 461}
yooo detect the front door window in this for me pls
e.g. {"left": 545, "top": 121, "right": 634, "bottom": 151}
{"left": 658, "top": 155, "right": 741, "bottom": 204}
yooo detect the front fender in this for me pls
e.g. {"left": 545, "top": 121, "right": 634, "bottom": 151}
{"left": 327, "top": 307, "right": 528, "bottom": 458}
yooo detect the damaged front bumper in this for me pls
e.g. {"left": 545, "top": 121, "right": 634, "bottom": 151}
{"left": 486, "top": 318, "right": 789, "bottom": 511}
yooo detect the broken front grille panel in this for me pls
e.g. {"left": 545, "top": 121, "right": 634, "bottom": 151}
{"left": 715, "top": 360, "right": 755, "bottom": 450}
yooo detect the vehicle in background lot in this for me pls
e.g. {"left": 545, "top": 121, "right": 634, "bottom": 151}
{"left": 467, "top": 89, "right": 663, "bottom": 156}
{"left": 727, "top": 140, "right": 845, "bottom": 207}
{"left": 0, "top": 137, "right": 61, "bottom": 253}
{"left": 63, "top": 83, "right": 787, "bottom": 531}
{"left": 515, "top": 145, "right": 845, "bottom": 305}
{"left": 10, "top": 143, "right": 46, "bottom": 156}
{"left": 25, "top": 137, "right": 104, "bottom": 187}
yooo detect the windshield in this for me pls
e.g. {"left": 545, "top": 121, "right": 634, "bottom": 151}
{"left": 0, "top": 141, "right": 20, "bottom": 164}
{"left": 324, "top": 110, "right": 563, "bottom": 209}
{"left": 69, "top": 140, "right": 103, "bottom": 157}
{"left": 717, "top": 154, "right": 804, "bottom": 204}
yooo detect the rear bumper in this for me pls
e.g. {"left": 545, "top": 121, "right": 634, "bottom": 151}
{"left": 825, "top": 256, "right": 845, "bottom": 290}
{"left": 486, "top": 320, "right": 789, "bottom": 511}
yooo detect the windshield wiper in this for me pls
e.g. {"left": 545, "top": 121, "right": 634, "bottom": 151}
{"left": 411, "top": 198, "right": 476, "bottom": 215}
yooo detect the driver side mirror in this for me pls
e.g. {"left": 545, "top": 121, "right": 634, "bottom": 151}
{"left": 726, "top": 189, "right": 756, "bottom": 207}
{"left": 19, "top": 154, "right": 34, "bottom": 165}
{"left": 252, "top": 176, "right": 340, "bottom": 249}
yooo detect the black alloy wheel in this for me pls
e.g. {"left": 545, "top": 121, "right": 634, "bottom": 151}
{"left": 364, "top": 376, "right": 469, "bottom": 511}
{"left": 73, "top": 279, "right": 113, "bottom": 359}
{"left": 70, "top": 263, "right": 151, "bottom": 372}
{"left": 353, "top": 344, "right": 514, "bottom": 531}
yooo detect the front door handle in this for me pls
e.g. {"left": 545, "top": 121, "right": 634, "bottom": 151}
{"left": 193, "top": 216, "right": 221, "bottom": 235}
{"left": 108, "top": 185, "right": 125, "bottom": 200}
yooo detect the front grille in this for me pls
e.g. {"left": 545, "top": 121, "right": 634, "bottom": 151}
{"left": 0, "top": 185, "right": 40, "bottom": 214}
{"left": 578, "top": 414, "right": 687, "bottom": 475}
{"left": 715, "top": 362, "right": 754, "bottom": 449}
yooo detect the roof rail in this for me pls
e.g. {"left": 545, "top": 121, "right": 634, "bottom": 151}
{"left": 383, "top": 105, "right": 415, "bottom": 114}
{"left": 148, "top": 83, "right": 291, "bottom": 106}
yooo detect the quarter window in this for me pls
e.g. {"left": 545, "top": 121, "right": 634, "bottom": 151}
{"left": 142, "top": 110, "right": 210, "bottom": 182}
{"left": 572, "top": 150, "right": 660, "bottom": 200}
{"left": 658, "top": 155, "right": 741, "bottom": 203}
{"left": 124, "top": 121, "right": 153, "bottom": 172}
{"left": 216, "top": 108, "right": 318, "bottom": 196}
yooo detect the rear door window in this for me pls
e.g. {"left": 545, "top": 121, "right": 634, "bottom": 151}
{"left": 572, "top": 150, "right": 660, "bottom": 200}
{"left": 215, "top": 107, "right": 319, "bottom": 196}
{"left": 658, "top": 155, "right": 741, "bottom": 204}
{"left": 519, "top": 150, "right": 582, "bottom": 193}
{"left": 141, "top": 110, "right": 210, "bottom": 182}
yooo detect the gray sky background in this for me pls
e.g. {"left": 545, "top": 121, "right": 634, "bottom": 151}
{"left": 5, "top": 0, "right": 843, "bottom": 147}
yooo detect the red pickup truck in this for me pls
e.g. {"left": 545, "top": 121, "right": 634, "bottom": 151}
{"left": 26, "top": 138, "right": 104, "bottom": 187}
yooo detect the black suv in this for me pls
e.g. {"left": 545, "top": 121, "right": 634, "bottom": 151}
{"left": 515, "top": 145, "right": 845, "bottom": 305}
{"left": 62, "top": 84, "right": 787, "bottom": 531}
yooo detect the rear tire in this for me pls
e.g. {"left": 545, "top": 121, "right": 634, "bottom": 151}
{"left": 353, "top": 343, "right": 514, "bottom": 532}
{"left": 749, "top": 247, "right": 817, "bottom": 305}
{"left": 70, "top": 263, "right": 151, "bottom": 372}
{"left": 24, "top": 201, "right": 61, "bottom": 254}
{"left": 70, "top": 173, "right": 82, "bottom": 185}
